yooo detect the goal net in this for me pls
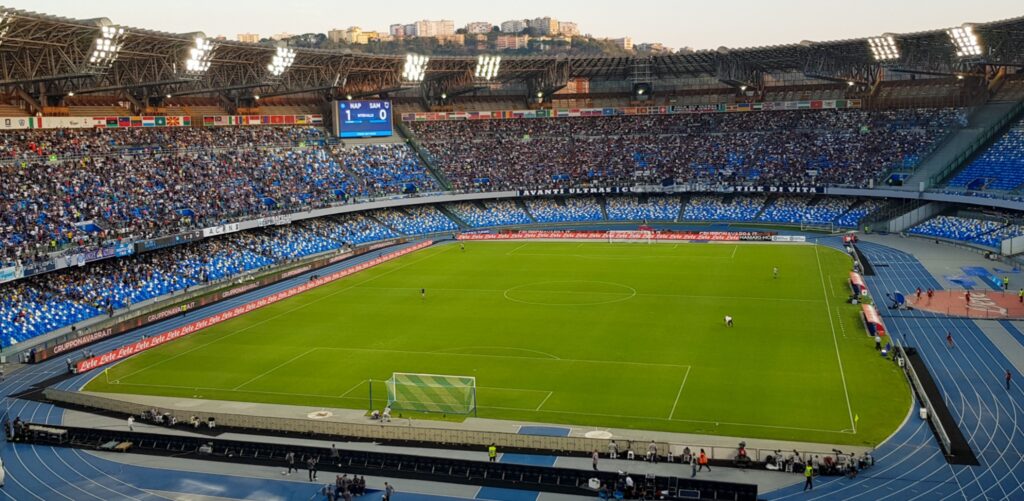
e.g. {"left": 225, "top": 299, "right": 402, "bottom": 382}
{"left": 386, "top": 372, "right": 477, "bottom": 415}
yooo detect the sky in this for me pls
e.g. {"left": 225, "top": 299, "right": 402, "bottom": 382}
{"left": 15, "top": 0, "right": 1023, "bottom": 50}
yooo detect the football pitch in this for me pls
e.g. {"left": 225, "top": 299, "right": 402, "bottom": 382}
{"left": 85, "top": 240, "right": 909, "bottom": 446}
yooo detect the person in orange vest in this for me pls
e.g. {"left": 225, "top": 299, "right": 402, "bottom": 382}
{"left": 697, "top": 449, "right": 710, "bottom": 472}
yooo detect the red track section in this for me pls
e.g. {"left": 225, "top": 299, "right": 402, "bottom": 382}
{"left": 908, "top": 290, "right": 1024, "bottom": 319}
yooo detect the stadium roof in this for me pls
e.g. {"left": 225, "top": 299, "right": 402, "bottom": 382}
{"left": 0, "top": 7, "right": 1022, "bottom": 101}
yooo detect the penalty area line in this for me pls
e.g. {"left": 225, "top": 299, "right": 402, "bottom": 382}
{"left": 535, "top": 391, "right": 554, "bottom": 411}
{"left": 668, "top": 366, "right": 692, "bottom": 419}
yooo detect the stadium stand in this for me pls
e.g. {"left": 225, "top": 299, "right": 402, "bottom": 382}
{"left": 445, "top": 201, "right": 532, "bottom": 227}
{"left": 681, "top": 196, "right": 766, "bottom": 221}
{"left": 605, "top": 196, "right": 681, "bottom": 221}
{"left": 525, "top": 197, "right": 603, "bottom": 223}
{"left": 333, "top": 143, "right": 440, "bottom": 196}
{"left": 946, "top": 117, "right": 1024, "bottom": 191}
{"left": 837, "top": 199, "right": 886, "bottom": 228}
{"left": 410, "top": 109, "right": 964, "bottom": 191}
{"left": 906, "top": 215, "right": 1006, "bottom": 245}
{"left": 371, "top": 206, "right": 458, "bottom": 235}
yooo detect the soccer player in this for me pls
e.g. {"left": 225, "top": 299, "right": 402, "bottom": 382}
{"left": 1007, "top": 370, "right": 1013, "bottom": 390}
{"left": 946, "top": 332, "right": 954, "bottom": 348}
{"left": 773, "top": 267, "right": 779, "bottom": 279}
{"left": 421, "top": 288, "right": 425, "bottom": 300}
{"left": 460, "top": 242, "right": 465, "bottom": 252}
{"left": 724, "top": 315, "right": 733, "bottom": 327}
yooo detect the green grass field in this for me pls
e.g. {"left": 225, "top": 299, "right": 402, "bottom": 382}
{"left": 85, "top": 241, "right": 909, "bottom": 446}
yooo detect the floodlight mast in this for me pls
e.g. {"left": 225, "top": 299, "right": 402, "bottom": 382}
{"left": 867, "top": 35, "right": 900, "bottom": 62}
{"left": 267, "top": 46, "right": 296, "bottom": 77}
{"left": 948, "top": 25, "right": 983, "bottom": 58}
{"left": 184, "top": 36, "right": 216, "bottom": 76}
{"left": 86, "top": 24, "right": 127, "bottom": 71}
{"left": 402, "top": 53, "right": 429, "bottom": 83}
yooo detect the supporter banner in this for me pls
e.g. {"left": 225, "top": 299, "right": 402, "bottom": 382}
{"left": 202, "top": 115, "right": 324, "bottom": 127}
{"left": 731, "top": 185, "right": 825, "bottom": 194}
{"left": 458, "top": 230, "right": 775, "bottom": 242}
{"left": 0, "top": 116, "right": 190, "bottom": 130}
{"left": 0, "top": 266, "right": 21, "bottom": 282}
{"left": 134, "top": 230, "right": 204, "bottom": 253}
{"left": 518, "top": 187, "right": 635, "bottom": 197}
{"left": 202, "top": 223, "right": 241, "bottom": 238}
{"left": 73, "top": 241, "right": 431, "bottom": 372}
{"left": 400, "top": 99, "right": 862, "bottom": 122}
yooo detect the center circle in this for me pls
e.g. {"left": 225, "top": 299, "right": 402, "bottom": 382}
{"left": 503, "top": 280, "right": 637, "bottom": 306}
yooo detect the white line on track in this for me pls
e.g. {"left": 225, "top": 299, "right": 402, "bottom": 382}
{"left": 668, "top": 366, "right": 692, "bottom": 419}
{"left": 815, "top": 244, "right": 857, "bottom": 433}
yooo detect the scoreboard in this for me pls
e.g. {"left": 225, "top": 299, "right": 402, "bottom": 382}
{"left": 333, "top": 100, "right": 393, "bottom": 138}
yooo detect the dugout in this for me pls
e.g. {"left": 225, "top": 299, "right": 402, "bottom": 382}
{"left": 849, "top": 272, "right": 868, "bottom": 297}
{"left": 861, "top": 304, "right": 886, "bottom": 337}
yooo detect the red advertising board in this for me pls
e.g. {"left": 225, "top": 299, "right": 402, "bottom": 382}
{"left": 457, "top": 230, "right": 774, "bottom": 242}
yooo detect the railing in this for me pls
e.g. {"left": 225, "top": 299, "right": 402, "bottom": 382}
{"left": 929, "top": 99, "right": 1024, "bottom": 189}
{"left": 42, "top": 388, "right": 861, "bottom": 463}
{"left": 892, "top": 337, "right": 953, "bottom": 455}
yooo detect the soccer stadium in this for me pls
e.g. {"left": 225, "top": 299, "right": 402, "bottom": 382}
{"left": 0, "top": 3, "right": 1023, "bottom": 500}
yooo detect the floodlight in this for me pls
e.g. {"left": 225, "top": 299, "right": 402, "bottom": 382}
{"left": 536, "top": 91, "right": 543, "bottom": 98}
{"left": 402, "top": 53, "right": 429, "bottom": 82}
{"left": 267, "top": 46, "right": 296, "bottom": 77}
{"left": 184, "top": 36, "right": 216, "bottom": 75}
{"left": 739, "top": 85, "right": 747, "bottom": 91}
{"left": 948, "top": 25, "right": 982, "bottom": 58}
{"left": 166, "top": 94, "right": 172, "bottom": 99}
{"left": 847, "top": 81, "right": 855, "bottom": 86}
{"left": 440, "top": 93, "right": 447, "bottom": 99}
{"left": 867, "top": 35, "right": 899, "bottom": 61}
{"left": 67, "top": 92, "right": 75, "bottom": 97}
{"left": 345, "top": 94, "right": 353, "bottom": 100}
{"left": 88, "top": 24, "right": 127, "bottom": 68}
{"left": 253, "top": 95, "right": 260, "bottom": 100}
{"left": 474, "top": 55, "right": 501, "bottom": 81}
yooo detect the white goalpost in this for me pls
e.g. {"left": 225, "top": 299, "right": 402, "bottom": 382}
{"left": 385, "top": 372, "right": 478, "bottom": 416}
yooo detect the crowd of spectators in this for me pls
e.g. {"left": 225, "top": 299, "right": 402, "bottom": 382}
{"left": 526, "top": 198, "right": 603, "bottom": 223}
{"left": 333, "top": 143, "right": 439, "bottom": 196}
{"left": 445, "top": 201, "right": 532, "bottom": 227}
{"left": 411, "top": 109, "right": 964, "bottom": 192}
{"left": 0, "top": 127, "right": 444, "bottom": 267}
{"left": 370, "top": 206, "right": 459, "bottom": 235}
{"left": 681, "top": 196, "right": 766, "bottom": 221}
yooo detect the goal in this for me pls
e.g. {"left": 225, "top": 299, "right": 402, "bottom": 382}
{"left": 800, "top": 221, "right": 840, "bottom": 234}
{"left": 386, "top": 372, "right": 478, "bottom": 416}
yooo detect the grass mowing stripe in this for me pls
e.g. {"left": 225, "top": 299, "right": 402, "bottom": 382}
{"left": 88, "top": 241, "right": 907, "bottom": 445}
{"left": 354, "top": 285, "right": 824, "bottom": 304}
{"left": 815, "top": 244, "right": 857, "bottom": 433}
{"left": 116, "top": 245, "right": 453, "bottom": 383}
